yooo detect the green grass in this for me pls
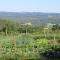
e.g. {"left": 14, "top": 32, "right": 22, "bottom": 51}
{"left": 0, "top": 33, "right": 59, "bottom": 60}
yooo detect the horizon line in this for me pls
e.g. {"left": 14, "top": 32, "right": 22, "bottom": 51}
{"left": 0, "top": 11, "right": 60, "bottom": 13}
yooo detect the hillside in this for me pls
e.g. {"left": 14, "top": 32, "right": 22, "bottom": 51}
{"left": 0, "top": 12, "right": 60, "bottom": 26}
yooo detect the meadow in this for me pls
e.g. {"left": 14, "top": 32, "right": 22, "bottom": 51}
{"left": 0, "top": 33, "right": 60, "bottom": 60}
{"left": 0, "top": 20, "right": 60, "bottom": 60}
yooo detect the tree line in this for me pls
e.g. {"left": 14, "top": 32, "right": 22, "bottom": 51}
{"left": 0, "top": 19, "right": 60, "bottom": 36}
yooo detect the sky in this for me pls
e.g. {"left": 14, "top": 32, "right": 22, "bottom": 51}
{"left": 0, "top": 0, "right": 60, "bottom": 13}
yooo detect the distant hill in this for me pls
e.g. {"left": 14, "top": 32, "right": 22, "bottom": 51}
{"left": 0, "top": 12, "right": 60, "bottom": 26}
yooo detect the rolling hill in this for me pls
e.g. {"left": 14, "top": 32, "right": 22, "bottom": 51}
{"left": 0, "top": 12, "right": 60, "bottom": 26}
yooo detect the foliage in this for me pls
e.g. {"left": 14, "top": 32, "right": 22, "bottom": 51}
{"left": 0, "top": 19, "right": 60, "bottom": 60}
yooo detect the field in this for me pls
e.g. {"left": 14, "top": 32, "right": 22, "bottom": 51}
{"left": 0, "top": 32, "right": 60, "bottom": 60}
{"left": 0, "top": 20, "right": 60, "bottom": 60}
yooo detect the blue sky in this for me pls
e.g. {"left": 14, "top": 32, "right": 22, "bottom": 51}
{"left": 0, "top": 0, "right": 60, "bottom": 13}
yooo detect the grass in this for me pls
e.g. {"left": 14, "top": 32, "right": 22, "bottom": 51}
{"left": 0, "top": 33, "right": 59, "bottom": 60}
